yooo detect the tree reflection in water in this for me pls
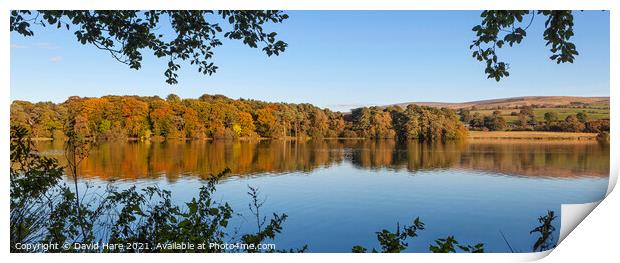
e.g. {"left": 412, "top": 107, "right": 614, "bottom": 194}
{"left": 34, "top": 139, "right": 609, "bottom": 181}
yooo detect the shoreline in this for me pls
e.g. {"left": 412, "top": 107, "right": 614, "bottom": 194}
{"left": 28, "top": 131, "right": 601, "bottom": 142}
{"left": 466, "top": 131, "right": 598, "bottom": 140}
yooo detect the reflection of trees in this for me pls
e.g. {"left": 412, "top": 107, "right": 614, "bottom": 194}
{"left": 460, "top": 141, "right": 610, "bottom": 177}
{"left": 349, "top": 140, "right": 608, "bottom": 177}
{"left": 36, "top": 140, "right": 347, "bottom": 181}
{"left": 349, "top": 140, "right": 465, "bottom": 172}
{"left": 34, "top": 139, "right": 609, "bottom": 181}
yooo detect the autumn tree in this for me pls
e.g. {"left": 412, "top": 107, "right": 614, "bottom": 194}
{"left": 181, "top": 107, "right": 206, "bottom": 139}
{"left": 519, "top": 106, "right": 535, "bottom": 119}
{"left": 351, "top": 107, "right": 373, "bottom": 138}
{"left": 237, "top": 112, "right": 257, "bottom": 137}
{"left": 560, "top": 115, "right": 585, "bottom": 132}
{"left": 255, "top": 107, "right": 278, "bottom": 138}
{"left": 120, "top": 97, "right": 151, "bottom": 140}
{"left": 372, "top": 110, "right": 396, "bottom": 139}
{"left": 515, "top": 113, "right": 531, "bottom": 130}
{"left": 308, "top": 108, "right": 329, "bottom": 138}
{"left": 12, "top": 94, "right": 364, "bottom": 141}
{"left": 149, "top": 99, "right": 177, "bottom": 139}
{"left": 10, "top": 101, "right": 65, "bottom": 138}
{"left": 584, "top": 119, "right": 610, "bottom": 133}
{"left": 326, "top": 110, "right": 346, "bottom": 138}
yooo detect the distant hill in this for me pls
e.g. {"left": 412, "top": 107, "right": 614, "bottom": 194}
{"left": 388, "top": 96, "right": 609, "bottom": 110}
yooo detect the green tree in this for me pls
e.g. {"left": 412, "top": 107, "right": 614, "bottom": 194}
{"left": 10, "top": 126, "right": 64, "bottom": 250}
{"left": 352, "top": 218, "right": 425, "bottom": 253}
{"left": 576, "top": 112, "right": 589, "bottom": 123}
{"left": 166, "top": 93, "right": 182, "bottom": 103}
{"left": 459, "top": 109, "right": 472, "bottom": 123}
{"left": 469, "top": 112, "right": 485, "bottom": 129}
{"left": 484, "top": 114, "right": 507, "bottom": 131}
{"left": 471, "top": 11, "right": 579, "bottom": 81}
{"left": 388, "top": 105, "right": 466, "bottom": 141}
{"left": 544, "top": 112, "right": 559, "bottom": 123}
{"left": 429, "top": 236, "right": 485, "bottom": 253}
{"left": 352, "top": 217, "right": 484, "bottom": 253}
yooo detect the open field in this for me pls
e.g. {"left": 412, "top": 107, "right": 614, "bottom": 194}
{"left": 470, "top": 107, "right": 609, "bottom": 123}
{"left": 467, "top": 131, "right": 598, "bottom": 140}
{"left": 390, "top": 96, "right": 609, "bottom": 110}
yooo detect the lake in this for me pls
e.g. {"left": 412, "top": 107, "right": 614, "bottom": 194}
{"left": 34, "top": 139, "right": 609, "bottom": 252}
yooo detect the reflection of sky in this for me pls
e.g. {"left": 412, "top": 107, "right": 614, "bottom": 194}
{"left": 72, "top": 162, "right": 608, "bottom": 252}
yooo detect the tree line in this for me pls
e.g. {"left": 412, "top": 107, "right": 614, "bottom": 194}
{"left": 460, "top": 106, "right": 610, "bottom": 134}
{"left": 10, "top": 94, "right": 467, "bottom": 142}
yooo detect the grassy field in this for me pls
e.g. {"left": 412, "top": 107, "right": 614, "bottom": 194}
{"left": 467, "top": 131, "right": 598, "bottom": 140}
{"left": 470, "top": 107, "right": 609, "bottom": 123}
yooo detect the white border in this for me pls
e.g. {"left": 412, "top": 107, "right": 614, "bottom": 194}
{"left": 2, "top": 1, "right": 617, "bottom": 262}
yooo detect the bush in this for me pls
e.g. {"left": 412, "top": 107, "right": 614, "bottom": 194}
{"left": 585, "top": 119, "right": 610, "bottom": 133}
{"left": 559, "top": 115, "right": 585, "bottom": 132}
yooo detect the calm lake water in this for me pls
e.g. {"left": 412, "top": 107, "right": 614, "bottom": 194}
{"left": 35, "top": 139, "right": 609, "bottom": 252}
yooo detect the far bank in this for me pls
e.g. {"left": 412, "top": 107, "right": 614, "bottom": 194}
{"left": 467, "top": 131, "right": 598, "bottom": 140}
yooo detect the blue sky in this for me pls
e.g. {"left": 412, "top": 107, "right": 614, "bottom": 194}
{"left": 10, "top": 11, "right": 609, "bottom": 112}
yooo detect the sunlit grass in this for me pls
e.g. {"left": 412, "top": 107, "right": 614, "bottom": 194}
{"left": 467, "top": 131, "right": 598, "bottom": 140}
{"left": 470, "top": 107, "right": 609, "bottom": 123}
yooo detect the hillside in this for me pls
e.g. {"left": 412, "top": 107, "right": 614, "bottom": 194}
{"left": 389, "top": 96, "right": 609, "bottom": 110}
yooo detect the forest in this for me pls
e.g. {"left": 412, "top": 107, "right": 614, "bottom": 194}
{"left": 10, "top": 94, "right": 468, "bottom": 142}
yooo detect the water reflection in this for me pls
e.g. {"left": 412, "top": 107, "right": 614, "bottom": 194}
{"left": 35, "top": 139, "right": 609, "bottom": 181}
{"left": 31, "top": 139, "right": 609, "bottom": 252}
